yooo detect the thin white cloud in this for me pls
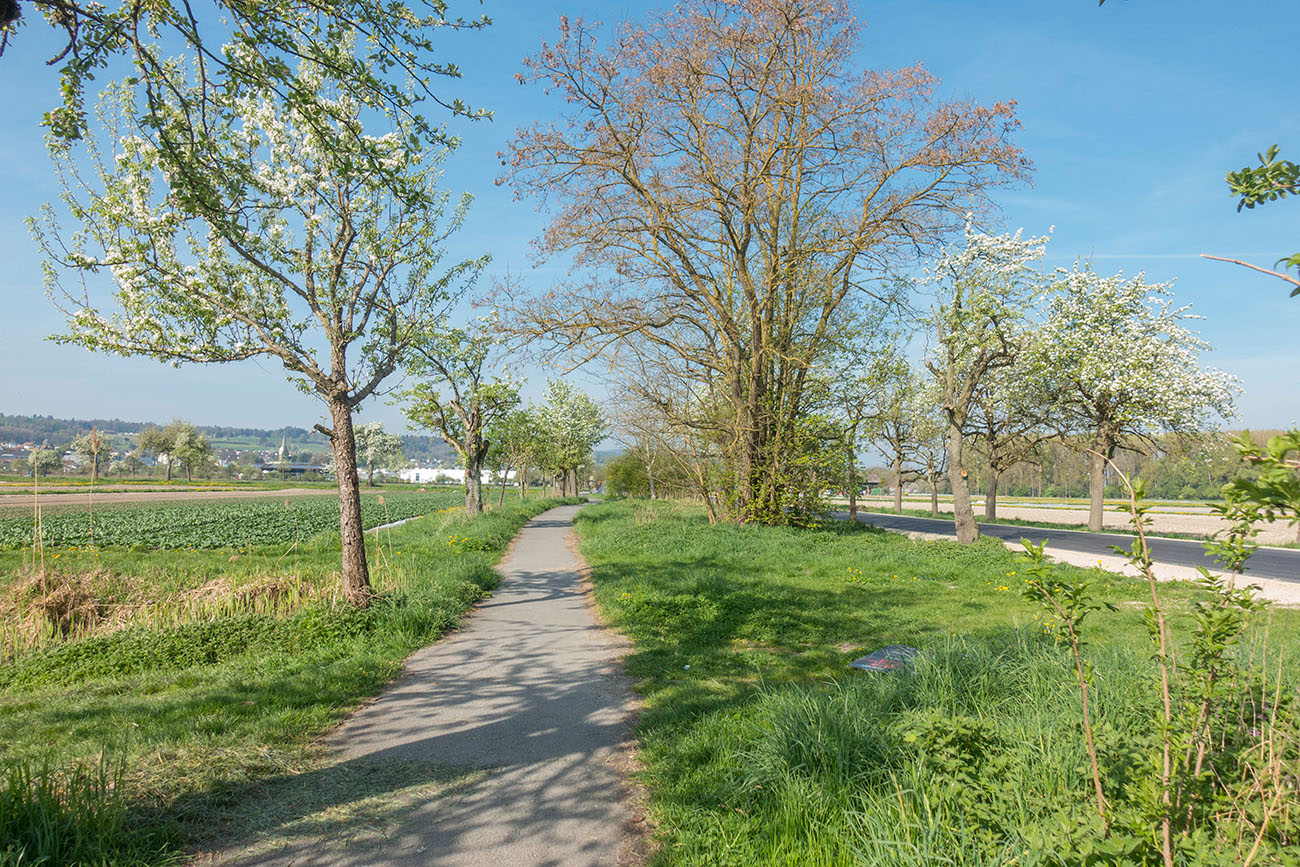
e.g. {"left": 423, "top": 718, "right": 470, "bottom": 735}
{"left": 1085, "top": 253, "right": 1275, "bottom": 260}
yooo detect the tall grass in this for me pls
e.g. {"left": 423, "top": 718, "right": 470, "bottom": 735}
{"left": 0, "top": 500, "right": 476, "bottom": 661}
{"left": 575, "top": 499, "right": 1300, "bottom": 866}
{"left": 0, "top": 756, "right": 178, "bottom": 867}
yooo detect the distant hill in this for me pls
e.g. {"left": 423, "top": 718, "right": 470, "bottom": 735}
{"left": 0, "top": 413, "right": 454, "bottom": 464}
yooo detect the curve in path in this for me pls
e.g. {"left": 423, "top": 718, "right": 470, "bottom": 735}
{"left": 845, "top": 511, "right": 1300, "bottom": 584}
{"left": 213, "top": 503, "right": 637, "bottom": 866}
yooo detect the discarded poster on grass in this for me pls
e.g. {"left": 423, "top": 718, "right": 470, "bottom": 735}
{"left": 849, "top": 644, "right": 919, "bottom": 673}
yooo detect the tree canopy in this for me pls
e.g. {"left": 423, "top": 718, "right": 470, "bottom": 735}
{"left": 504, "top": 0, "right": 1029, "bottom": 524}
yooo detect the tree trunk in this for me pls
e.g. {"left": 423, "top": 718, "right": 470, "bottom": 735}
{"left": 498, "top": 463, "right": 510, "bottom": 507}
{"left": 1088, "top": 440, "right": 1108, "bottom": 533}
{"left": 328, "top": 401, "right": 372, "bottom": 607}
{"left": 368, "top": 463, "right": 375, "bottom": 486}
{"left": 185, "top": 464, "right": 193, "bottom": 482}
{"left": 947, "top": 421, "right": 979, "bottom": 543}
{"left": 892, "top": 453, "right": 904, "bottom": 514}
{"left": 646, "top": 460, "right": 657, "bottom": 500}
{"left": 847, "top": 446, "right": 858, "bottom": 522}
{"left": 930, "top": 479, "right": 939, "bottom": 517}
{"left": 465, "top": 451, "right": 484, "bottom": 515}
{"left": 519, "top": 461, "right": 528, "bottom": 499}
{"left": 985, "top": 466, "right": 1000, "bottom": 520}
{"left": 165, "top": 459, "right": 173, "bottom": 482}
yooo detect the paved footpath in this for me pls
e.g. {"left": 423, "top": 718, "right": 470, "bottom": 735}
{"left": 218, "top": 503, "right": 637, "bottom": 866}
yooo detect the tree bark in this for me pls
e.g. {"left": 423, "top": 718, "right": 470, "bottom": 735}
{"left": 947, "top": 421, "right": 979, "bottom": 543}
{"left": 847, "top": 450, "right": 858, "bottom": 522}
{"left": 985, "top": 466, "right": 1000, "bottom": 520}
{"left": 1088, "top": 437, "right": 1109, "bottom": 532}
{"left": 892, "top": 453, "right": 904, "bottom": 514}
{"left": 646, "top": 459, "right": 657, "bottom": 500}
{"left": 930, "top": 479, "right": 939, "bottom": 517}
{"left": 367, "top": 463, "right": 375, "bottom": 486}
{"left": 165, "top": 459, "right": 173, "bottom": 482}
{"left": 465, "top": 450, "right": 484, "bottom": 515}
{"left": 185, "top": 464, "right": 193, "bottom": 482}
{"left": 328, "top": 401, "right": 372, "bottom": 607}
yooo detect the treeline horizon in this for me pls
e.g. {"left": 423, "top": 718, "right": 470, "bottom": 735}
{"left": 0, "top": 413, "right": 454, "bottom": 464}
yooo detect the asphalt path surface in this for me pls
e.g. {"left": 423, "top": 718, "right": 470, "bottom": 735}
{"left": 844, "top": 511, "right": 1300, "bottom": 584}
{"left": 212, "top": 503, "right": 637, "bottom": 866}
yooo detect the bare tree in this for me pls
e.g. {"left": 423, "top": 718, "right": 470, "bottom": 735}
{"left": 503, "top": 0, "right": 1029, "bottom": 525}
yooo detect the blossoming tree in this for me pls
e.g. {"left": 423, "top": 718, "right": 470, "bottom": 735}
{"left": 33, "top": 50, "right": 483, "bottom": 605}
{"left": 404, "top": 321, "right": 521, "bottom": 515}
{"left": 925, "top": 225, "right": 1050, "bottom": 542}
{"left": 535, "top": 381, "right": 606, "bottom": 498}
{"left": 354, "top": 423, "right": 405, "bottom": 487}
{"left": 1029, "top": 267, "right": 1239, "bottom": 531}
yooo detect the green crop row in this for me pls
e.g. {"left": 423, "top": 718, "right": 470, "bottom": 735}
{"left": 0, "top": 490, "right": 462, "bottom": 551}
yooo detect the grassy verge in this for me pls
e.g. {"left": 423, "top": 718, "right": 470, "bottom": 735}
{"left": 0, "top": 495, "right": 579, "bottom": 865}
{"left": 575, "top": 499, "right": 1300, "bottom": 866}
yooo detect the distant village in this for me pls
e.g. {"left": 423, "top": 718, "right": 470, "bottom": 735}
{"left": 0, "top": 413, "right": 462, "bottom": 483}
{"left": 0, "top": 434, "right": 502, "bottom": 485}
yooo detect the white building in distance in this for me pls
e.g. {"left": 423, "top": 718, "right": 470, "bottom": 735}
{"left": 399, "top": 467, "right": 513, "bottom": 485}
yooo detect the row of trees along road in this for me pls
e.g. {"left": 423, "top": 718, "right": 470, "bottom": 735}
{"left": 608, "top": 218, "right": 1240, "bottom": 539}
{"left": 587, "top": 2, "right": 1293, "bottom": 546}
{"left": 924, "top": 227, "right": 1238, "bottom": 538}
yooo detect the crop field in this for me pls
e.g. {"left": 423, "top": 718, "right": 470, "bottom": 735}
{"left": 0, "top": 489, "right": 459, "bottom": 550}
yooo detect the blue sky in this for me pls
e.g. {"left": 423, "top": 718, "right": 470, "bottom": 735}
{"left": 1, "top": 0, "right": 1296, "bottom": 433}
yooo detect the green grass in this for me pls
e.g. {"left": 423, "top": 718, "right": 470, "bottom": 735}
{"left": 0, "top": 495, "right": 579, "bottom": 865}
{"left": 575, "top": 499, "right": 1300, "bottom": 866}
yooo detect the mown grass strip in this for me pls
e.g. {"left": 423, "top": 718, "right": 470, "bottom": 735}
{"left": 575, "top": 499, "right": 1300, "bottom": 866}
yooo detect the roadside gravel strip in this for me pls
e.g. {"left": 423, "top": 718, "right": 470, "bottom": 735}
{"left": 211, "top": 503, "right": 640, "bottom": 867}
